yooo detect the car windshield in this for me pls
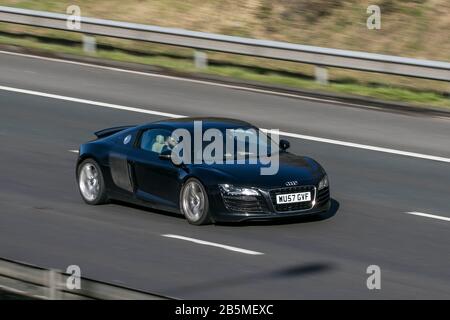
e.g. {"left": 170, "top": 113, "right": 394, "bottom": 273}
{"left": 221, "top": 127, "right": 277, "bottom": 160}
{"left": 166, "top": 126, "right": 279, "bottom": 163}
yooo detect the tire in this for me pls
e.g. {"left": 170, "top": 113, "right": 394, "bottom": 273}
{"left": 77, "top": 159, "right": 108, "bottom": 205}
{"left": 180, "top": 178, "right": 212, "bottom": 225}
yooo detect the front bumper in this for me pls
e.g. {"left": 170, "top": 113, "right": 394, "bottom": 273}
{"left": 211, "top": 185, "right": 331, "bottom": 222}
{"left": 213, "top": 199, "right": 331, "bottom": 222}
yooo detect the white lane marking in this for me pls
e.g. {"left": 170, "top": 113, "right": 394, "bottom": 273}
{"left": 0, "top": 85, "right": 184, "bottom": 119}
{"left": 1, "top": 84, "right": 449, "bottom": 164}
{"left": 405, "top": 211, "right": 450, "bottom": 222}
{"left": 0, "top": 50, "right": 379, "bottom": 108}
{"left": 162, "top": 234, "right": 264, "bottom": 255}
{"left": 68, "top": 150, "right": 79, "bottom": 153}
{"left": 264, "top": 129, "right": 450, "bottom": 163}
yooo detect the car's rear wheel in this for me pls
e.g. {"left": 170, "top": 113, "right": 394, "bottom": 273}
{"left": 77, "top": 159, "right": 108, "bottom": 205}
{"left": 180, "top": 178, "right": 211, "bottom": 225}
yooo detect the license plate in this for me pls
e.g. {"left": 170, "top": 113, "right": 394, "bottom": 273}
{"left": 276, "top": 192, "right": 311, "bottom": 204}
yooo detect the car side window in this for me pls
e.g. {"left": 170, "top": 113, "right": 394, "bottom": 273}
{"left": 139, "top": 129, "right": 173, "bottom": 154}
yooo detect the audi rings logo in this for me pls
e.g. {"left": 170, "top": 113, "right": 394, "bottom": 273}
{"left": 285, "top": 181, "right": 298, "bottom": 186}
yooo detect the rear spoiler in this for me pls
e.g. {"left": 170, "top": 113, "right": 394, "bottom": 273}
{"left": 94, "top": 125, "right": 136, "bottom": 139}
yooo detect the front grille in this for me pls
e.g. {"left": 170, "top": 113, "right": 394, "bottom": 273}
{"left": 222, "top": 195, "right": 269, "bottom": 213}
{"left": 316, "top": 187, "right": 330, "bottom": 205}
{"left": 269, "top": 185, "right": 315, "bottom": 212}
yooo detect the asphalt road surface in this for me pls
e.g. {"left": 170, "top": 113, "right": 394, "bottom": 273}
{"left": 0, "top": 51, "right": 449, "bottom": 299}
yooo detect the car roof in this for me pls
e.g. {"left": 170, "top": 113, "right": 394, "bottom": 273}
{"left": 144, "top": 117, "right": 254, "bottom": 130}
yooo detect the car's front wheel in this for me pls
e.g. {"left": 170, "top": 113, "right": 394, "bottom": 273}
{"left": 77, "top": 159, "right": 108, "bottom": 205}
{"left": 180, "top": 178, "right": 211, "bottom": 225}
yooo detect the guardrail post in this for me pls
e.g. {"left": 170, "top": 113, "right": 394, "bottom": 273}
{"left": 47, "top": 269, "right": 61, "bottom": 300}
{"left": 82, "top": 35, "right": 97, "bottom": 54}
{"left": 314, "top": 66, "right": 329, "bottom": 85}
{"left": 194, "top": 51, "right": 208, "bottom": 69}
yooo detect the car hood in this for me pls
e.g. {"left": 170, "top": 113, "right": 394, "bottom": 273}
{"left": 193, "top": 152, "right": 323, "bottom": 189}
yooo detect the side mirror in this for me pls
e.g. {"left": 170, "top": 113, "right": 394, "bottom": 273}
{"left": 159, "top": 149, "right": 184, "bottom": 167}
{"left": 279, "top": 139, "right": 290, "bottom": 151}
{"left": 159, "top": 149, "right": 172, "bottom": 160}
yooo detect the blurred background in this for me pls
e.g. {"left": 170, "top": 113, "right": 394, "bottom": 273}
{"left": 0, "top": 1, "right": 449, "bottom": 107}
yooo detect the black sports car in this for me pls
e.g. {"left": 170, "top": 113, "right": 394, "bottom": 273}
{"left": 76, "top": 117, "right": 330, "bottom": 225}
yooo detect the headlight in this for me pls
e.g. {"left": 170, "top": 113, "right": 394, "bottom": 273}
{"left": 219, "top": 184, "right": 260, "bottom": 196}
{"left": 318, "top": 175, "right": 329, "bottom": 190}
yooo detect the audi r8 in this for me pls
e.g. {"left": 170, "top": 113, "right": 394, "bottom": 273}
{"left": 76, "top": 117, "right": 331, "bottom": 225}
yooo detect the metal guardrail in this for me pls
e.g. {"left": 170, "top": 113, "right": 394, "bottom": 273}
{"left": 0, "top": 258, "right": 170, "bottom": 300}
{"left": 0, "top": 6, "right": 449, "bottom": 82}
